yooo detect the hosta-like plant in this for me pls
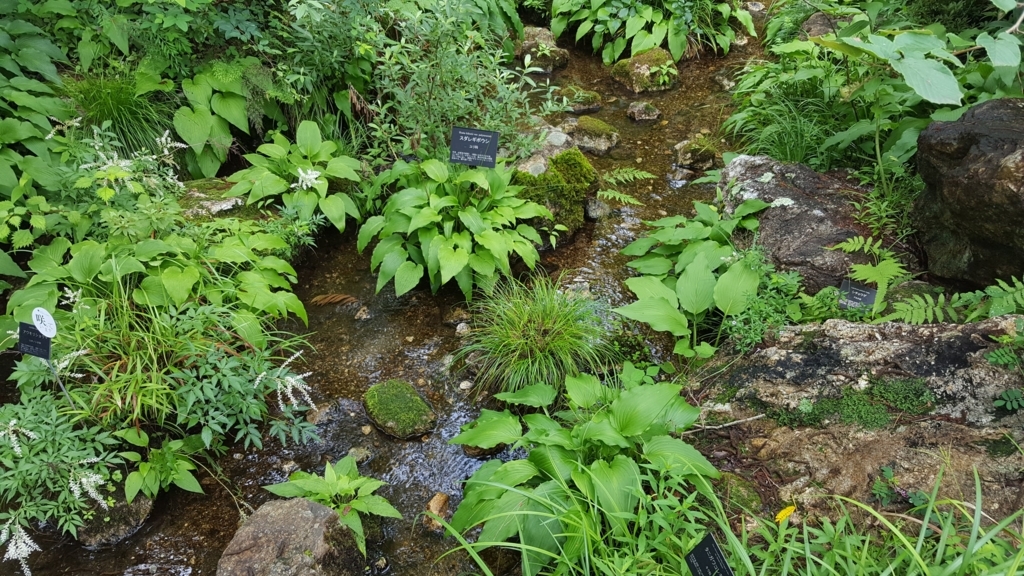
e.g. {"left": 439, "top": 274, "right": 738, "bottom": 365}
{"left": 227, "top": 120, "right": 363, "bottom": 232}
{"left": 448, "top": 372, "right": 717, "bottom": 576}
{"left": 613, "top": 199, "right": 768, "bottom": 357}
{"left": 357, "top": 160, "right": 552, "bottom": 299}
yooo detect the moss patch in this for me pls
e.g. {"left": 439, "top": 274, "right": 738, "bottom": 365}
{"left": 611, "top": 48, "right": 677, "bottom": 93}
{"left": 575, "top": 116, "right": 619, "bottom": 139}
{"left": 363, "top": 380, "right": 437, "bottom": 439}
{"left": 770, "top": 378, "right": 935, "bottom": 429}
{"left": 718, "top": 472, "right": 763, "bottom": 512}
{"left": 557, "top": 85, "right": 602, "bottom": 110}
{"left": 514, "top": 147, "right": 597, "bottom": 236}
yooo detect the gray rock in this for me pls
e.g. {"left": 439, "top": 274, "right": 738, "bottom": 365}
{"left": 800, "top": 12, "right": 850, "bottom": 37}
{"left": 627, "top": 101, "right": 661, "bottom": 121}
{"left": 713, "top": 70, "right": 736, "bottom": 91}
{"left": 585, "top": 198, "right": 612, "bottom": 220}
{"left": 515, "top": 126, "right": 575, "bottom": 177}
{"left": 561, "top": 117, "right": 620, "bottom": 156}
{"left": 673, "top": 136, "right": 717, "bottom": 170}
{"left": 730, "top": 316, "right": 1024, "bottom": 425}
{"left": 443, "top": 307, "right": 471, "bottom": 326}
{"left": 720, "top": 155, "right": 872, "bottom": 294}
{"left": 517, "top": 27, "right": 569, "bottom": 73}
{"left": 217, "top": 499, "right": 338, "bottom": 576}
{"left": 913, "top": 98, "right": 1024, "bottom": 287}
{"left": 610, "top": 48, "right": 677, "bottom": 93}
{"left": 78, "top": 493, "right": 153, "bottom": 548}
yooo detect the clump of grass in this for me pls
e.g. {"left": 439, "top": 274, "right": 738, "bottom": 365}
{"left": 455, "top": 275, "right": 620, "bottom": 396}
{"left": 63, "top": 68, "right": 178, "bottom": 156}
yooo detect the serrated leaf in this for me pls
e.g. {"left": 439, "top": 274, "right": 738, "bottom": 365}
{"left": 890, "top": 57, "right": 961, "bottom": 105}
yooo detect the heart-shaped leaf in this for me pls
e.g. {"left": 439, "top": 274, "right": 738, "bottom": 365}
{"left": 161, "top": 265, "right": 201, "bottom": 306}
{"left": 173, "top": 106, "right": 213, "bottom": 154}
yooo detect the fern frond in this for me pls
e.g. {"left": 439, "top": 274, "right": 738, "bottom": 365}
{"left": 603, "top": 168, "right": 656, "bottom": 186}
{"left": 984, "top": 276, "right": 1024, "bottom": 316}
{"left": 597, "top": 189, "right": 644, "bottom": 206}
{"left": 830, "top": 235, "right": 881, "bottom": 255}
{"left": 877, "top": 293, "right": 965, "bottom": 324}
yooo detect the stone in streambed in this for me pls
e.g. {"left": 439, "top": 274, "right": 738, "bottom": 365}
{"left": 217, "top": 499, "right": 339, "bottom": 576}
{"left": 363, "top": 379, "right": 437, "bottom": 439}
{"left": 515, "top": 27, "right": 569, "bottom": 73}
{"left": 560, "top": 117, "right": 620, "bottom": 156}
{"left": 611, "top": 48, "right": 677, "bottom": 93}
{"left": 557, "top": 85, "right": 602, "bottom": 114}
{"left": 627, "top": 101, "right": 661, "bottom": 121}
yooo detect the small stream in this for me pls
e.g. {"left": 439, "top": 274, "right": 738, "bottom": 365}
{"left": 27, "top": 36, "right": 761, "bottom": 576}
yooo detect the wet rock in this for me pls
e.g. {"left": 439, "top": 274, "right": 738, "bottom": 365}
{"left": 515, "top": 27, "right": 569, "bottom": 73}
{"left": 217, "top": 498, "right": 337, "bottom": 576}
{"left": 443, "top": 307, "right": 471, "bottom": 326}
{"left": 720, "top": 155, "right": 871, "bottom": 294}
{"left": 745, "top": 1, "right": 766, "bottom": 13}
{"left": 455, "top": 322, "right": 471, "bottom": 337}
{"left": 459, "top": 380, "right": 474, "bottom": 390}
{"left": 713, "top": 70, "right": 736, "bottom": 91}
{"left": 627, "top": 101, "right": 661, "bottom": 121}
{"left": 800, "top": 12, "right": 851, "bottom": 37}
{"left": 730, "top": 316, "right": 1024, "bottom": 425}
{"left": 182, "top": 179, "right": 242, "bottom": 218}
{"left": 363, "top": 379, "right": 437, "bottom": 439}
{"left": 354, "top": 306, "right": 372, "bottom": 321}
{"left": 423, "top": 492, "right": 450, "bottom": 531}
{"left": 673, "top": 135, "right": 719, "bottom": 171}
{"left": 560, "top": 117, "right": 620, "bottom": 156}
{"left": 667, "top": 166, "right": 696, "bottom": 189}
{"left": 462, "top": 444, "right": 505, "bottom": 459}
{"left": 557, "top": 85, "right": 602, "bottom": 114}
{"left": 585, "top": 198, "right": 612, "bottom": 221}
{"left": 914, "top": 98, "right": 1024, "bottom": 287}
{"left": 611, "top": 48, "right": 678, "bottom": 93}
{"left": 749, "top": 420, "right": 1024, "bottom": 519}
{"left": 78, "top": 493, "right": 153, "bottom": 548}
{"left": 347, "top": 446, "right": 372, "bottom": 463}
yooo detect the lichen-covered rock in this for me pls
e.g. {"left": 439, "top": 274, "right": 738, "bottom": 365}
{"left": 585, "top": 197, "right": 611, "bottom": 220}
{"left": 673, "top": 132, "right": 722, "bottom": 170}
{"left": 78, "top": 493, "right": 153, "bottom": 548}
{"left": 720, "top": 155, "right": 875, "bottom": 294}
{"left": 557, "top": 85, "right": 602, "bottom": 114}
{"left": 514, "top": 147, "right": 598, "bottom": 236}
{"left": 627, "top": 101, "right": 661, "bottom": 121}
{"left": 516, "top": 27, "right": 569, "bottom": 73}
{"left": 560, "top": 116, "right": 620, "bottom": 156}
{"left": 363, "top": 379, "right": 437, "bottom": 439}
{"left": 217, "top": 499, "right": 338, "bottom": 576}
{"left": 913, "top": 98, "right": 1024, "bottom": 287}
{"left": 729, "top": 316, "right": 1024, "bottom": 425}
{"left": 611, "top": 48, "right": 677, "bottom": 93}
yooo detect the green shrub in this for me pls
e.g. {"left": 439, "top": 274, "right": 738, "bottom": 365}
{"left": 454, "top": 275, "right": 620, "bottom": 395}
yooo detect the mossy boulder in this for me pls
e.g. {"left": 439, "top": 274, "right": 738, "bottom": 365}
{"left": 516, "top": 27, "right": 569, "bottom": 73}
{"left": 363, "top": 380, "right": 437, "bottom": 439}
{"left": 611, "top": 48, "right": 677, "bottom": 93}
{"left": 718, "top": 472, "right": 763, "bottom": 512}
{"left": 514, "top": 147, "right": 598, "bottom": 237}
{"left": 562, "top": 116, "right": 620, "bottom": 156}
{"left": 557, "top": 85, "right": 602, "bottom": 114}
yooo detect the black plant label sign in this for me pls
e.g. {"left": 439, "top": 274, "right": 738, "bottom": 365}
{"left": 685, "top": 533, "right": 735, "bottom": 576}
{"left": 839, "top": 278, "right": 877, "bottom": 310}
{"left": 18, "top": 322, "right": 51, "bottom": 360}
{"left": 449, "top": 126, "right": 499, "bottom": 168}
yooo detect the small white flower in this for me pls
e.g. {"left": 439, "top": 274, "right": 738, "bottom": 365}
{"left": 1, "top": 523, "right": 40, "bottom": 576}
{"left": 60, "top": 287, "right": 82, "bottom": 306}
{"left": 69, "top": 469, "right": 107, "bottom": 510}
{"left": 290, "top": 168, "right": 322, "bottom": 191}
{"left": 44, "top": 116, "right": 82, "bottom": 140}
{"left": 0, "top": 420, "right": 37, "bottom": 457}
{"left": 54, "top": 349, "right": 89, "bottom": 372}
{"left": 770, "top": 197, "right": 795, "bottom": 208}
{"left": 255, "top": 351, "right": 316, "bottom": 411}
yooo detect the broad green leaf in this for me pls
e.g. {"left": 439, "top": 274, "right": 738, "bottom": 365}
{"left": 420, "top": 159, "right": 449, "bottom": 183}
{"left": 449, "top": 409, "right": 523, "bottom": 448}
{"left": 528, "top": 444, "right": 575, "bottom": 481}
{"left": 677, "top": 253, "right": 716, "bottom": 315}
{"left": 976, "top": 32, "right": 1021, "bottom": 69}
{"left": 612, "top": 298, "right": 690, "bottom": 337}
{"left": 437, "top": 243, "right": 469, "bottom": 284}
{"left": 890, "top": 57, "right": 962, "bottom": 105}
{"left": 172, "top": 470, "right": 204, "bottom": 493}
{"left": 643, "top": 435, "right": 719, "bottom": 478}
{"left": 0, "top": 250, "right": 25, "bottom": 277}
{"left": 210, "top": 92, "right": 249, "bottom": 134}
{"left": 714, "top": 259, "right": 758, "bottom": 316}
{"left": 325, "top": 156, "right": 360, "bottom": 181}
{"left": 357, "top": 216, "right": 386, "bottom": 252}
{"left": 173, "top": 106, "right": 213, "bottom": 154}
{"left": 627, "top": 254, "right": 673, "bottom": 275}
{"left": 590, "top": 455, "right": 641, "bottom": 536}
{"left": 565, "top": 373, "right": 601, "bottom": 409}
{"left": 494, "top": 383, "right": 557, "bottom": 407}
{"left": 295, "top": 121, "right": 322, "bottom": 158}
{"left": 624, "top": 275, "right": 677, "bottom": 307}
{"left": 182, "top": 77, "right": 213, "bottom": 108}
{"left": 357, "top": 494, "right": 402, "bottom": 518}
{"left": 319, "top": 194, "right": 350, "bottom": 233}
{"left": 68, "top": 241, "right": 104, "bottom": 283}
{"left": 992, "top": 0, "right": 1016, "bottom": 11}
{"left": 161, "top": 265, "right": 200, "bottom": 306}
{"left": 609, "top": 383, "right": 682, "bottom": 436}
{"left": 393, "top": 261, "right": 423, "bottom": 296}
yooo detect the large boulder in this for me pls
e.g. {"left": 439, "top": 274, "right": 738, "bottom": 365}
{"left": 914, "top": 98, "right": 1024, "bottom": 287}
{"left": 217, "top": 499, "right": 339, "bottom": 576}
{"left": 725, "top": 315, "right": 1024, "bottom": 517}
{"left": 730, "top": 316, "right": 1024, "bottom": 425}
{"left": 515, "top": 147, "right": 598, "bottom": 236}
{"left": 611, "top": 48, "right": 677, "bottom": 93}
{"left": 721, "top": 155, "right": 867, "bottom": 294}
{"left": 78, "top": 493, "right": 153, "bottom": 548}
{"left": 515, "top": 27, "right": 569, "bottom": 73}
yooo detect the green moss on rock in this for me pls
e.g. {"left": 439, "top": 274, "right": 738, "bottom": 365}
{"left": 575, "top": 116, "right": 619, "bottom": 139}
{"left": 514, "top": 147, "right": 598, "bottom": 236}
{"left": 611, "top": 48, "right": 677, "bottom": 93}
{"left": 363, "top": 380, "right": 437, "bottom": 439}
{"left": 718, "top": 472, "right": 763, "bottom": 512}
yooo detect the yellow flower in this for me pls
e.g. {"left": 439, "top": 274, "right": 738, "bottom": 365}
{"left": 775, "top": 505, "right": 796, "bottom": 524}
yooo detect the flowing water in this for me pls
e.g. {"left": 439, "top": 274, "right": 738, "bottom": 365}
{"left": 25, "top": 36, "right": 761, "bottom": 576}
